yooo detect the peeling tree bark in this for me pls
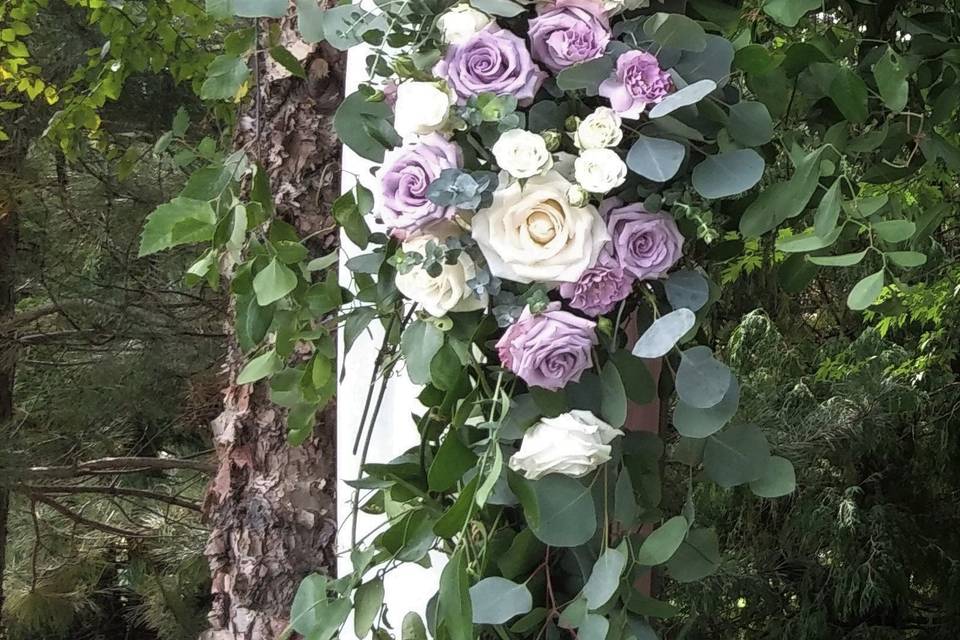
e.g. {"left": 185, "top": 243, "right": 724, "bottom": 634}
{"left": 201, "top": 14, "right": 344, "bottom": 640}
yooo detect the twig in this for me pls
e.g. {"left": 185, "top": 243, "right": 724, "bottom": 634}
{"left": 19, "top": 484, "right": 201, "bottom": 512}
{"left": 29, "top": 492, "right": 151, "bottom": 538}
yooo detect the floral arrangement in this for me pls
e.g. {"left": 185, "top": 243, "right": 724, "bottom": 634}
{"left": 293, "top": 1, "right": 804, "bottom": 638}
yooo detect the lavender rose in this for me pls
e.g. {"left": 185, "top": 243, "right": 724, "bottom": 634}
{"left": 375, "top": 133, "right": 462, "bottom": 239}
{"left": 599, "top": 51, "right": 672, "bottom": 119}
{"left": 497, "top": 302, "right": 597, "bottom": 390}
{"left": 603, "top": 199, "right": 684, "bottom": 280}
{"left": 529, "top": 0, "right": 611, "bottom": 73}
{"left": 559, "top": 247, "right": 634, "bottom": 316}
{"left": 434, "top": 26, "right": 546, "bottom": 105}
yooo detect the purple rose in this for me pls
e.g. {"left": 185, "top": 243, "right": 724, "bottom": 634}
{"left": 603, "top": 199, "right": 684, "bottom": 280}
{"left": 497, "top": 302, "right": 597, "bottom": 391}
{"left": 375, "top": 133, "right": 462, "bottom": 239}
{"left": 599, "top": 51, "right": 672, "bottom": 119}
{"left": 529, "top": 0, "right": 611, "bottom": 73}
{"left": 559, "top": 247, "right": 634, "bottom": 316}
{"left": 434, "top": 26, "right": 546, "bottom": 106}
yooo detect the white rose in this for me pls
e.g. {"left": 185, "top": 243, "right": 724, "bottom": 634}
{"left": 600, "top": 0, "right": 650, "bottom": 14}
{"left": 437, "top": 4, "right": 492, "bottom": 44}
{"left": 566, "top": 183, "right": 590, "bottom": 207}
{"left": 393, "top": 82, "right": 453, "bottom": 139}
{"left": 492, "top": 129, "right": 553, "bottom": 179}
{"left": 574, "top": 107, "right": 623, "bottom": 150}
{"left": 574, "top": 148, "right": 628, "bottom": 194}
{"left": 395, "top": 225, "right": 488, "bottom": 317}
{"left": 509, "top": 410, "right": 622, "bottom": 480}
{"left": 471, "top": 171, "right": 610, "bottom": 283}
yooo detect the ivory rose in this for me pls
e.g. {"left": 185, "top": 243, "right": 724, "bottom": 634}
{"left": 394, "top": 225, "right": 488, "bottom": 317}
{"left": 492, "top": 129, "right": 553, "bottom": 179}
{"left": 574, "top": 148, "right": 627, "bottom": 193}
{"left": 509, "top": 409, "right": 622, "bottom": 480}
{"left": 437, "top": 4, "right": 492, "bottom": 44}
{"left": 471, "top": 171, "right": 609, "bottom": 283}
{"left": 393, "top": 81, "right": 454, "bottom": 139}
{"left": 574, "top": 107, "right": 623, "bottom": 150}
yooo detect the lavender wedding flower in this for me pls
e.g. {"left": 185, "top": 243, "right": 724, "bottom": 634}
{"left": 375, "top": 133, "right": 463, "bottom": 239}
{"left": 599, "top": 50, "right": 672, "bottom": 119}
{"left": 496, "top": 302, "right": 597, "bottom": 390}
{"left": 559, "top": 247, "right": 633, "bottom": 316}
{"left": 603, "top": 199, "right": 684, "bottom": 280}
{"left": 434, "top": 26, "right": 546, "bottom": 105}
{"left": 529, "top": 0, "right": 611, "bottom": 73}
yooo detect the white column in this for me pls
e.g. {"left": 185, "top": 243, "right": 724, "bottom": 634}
{"left": 337, "top": 46, "right": 444, "bottom": 639}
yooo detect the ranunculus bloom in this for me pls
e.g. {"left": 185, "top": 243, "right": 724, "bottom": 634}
{"left": 528, "top": 0, "right": 611, "bottom": 73}
{"left": 509, "top": 409, "right": 622, "bottom": 479}
{"left": 599, "top": 51, "right": 672, "bottom": 119}
{"left": 496, "top": 302, "right": 597, "bottom": 390}
{"left": 375, "top": 134, "right": 463, "bottom": 239}
{"left": 471, "top": 171, "right": 609, "bottom": 283}
{"left": 434, "top": 26, "right": 546, "bottom": 105}
{"left": 395, "top": 224, "right": 488, "bottom": 317}
{"left": 603, "top": 199, "right": 684, "bottom": 280}
{"left": 559, "top": 247, "right": 633, "bottom": 316}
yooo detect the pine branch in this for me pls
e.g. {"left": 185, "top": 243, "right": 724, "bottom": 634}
{"left": 18, "top": 484, "right": 201, "bottom": 512}
{"left": 28, "top": 492, "right": 152, "bottom": 538}
{"left": 3, "top": 456, "right": 215, "bottom": 480}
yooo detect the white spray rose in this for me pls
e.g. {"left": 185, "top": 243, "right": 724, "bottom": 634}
{"left": 437, "top": 4, "right": 492, "bottom": 44}
{"left": 509, "top": 410, "right": 622, "bottom": 480}
{"left": 393, "top": 81, "right": 454, "bottom": 139}
{"left": 395, "top": 225, "right": 488, "bottom": 317}
{"left": 492, "top": 129, "right": 554, "bottom": 179}
{"left": 574, "top": 148, "right": 628, "bottom": 194}
{"left": 574, "top": 107, "right": 623, "bottom": 150}
{"left": 471, "top": 171, "right": 610, "bottom": 283}
{"left": 566, "top": 183, "right": 590, "bottom": 207}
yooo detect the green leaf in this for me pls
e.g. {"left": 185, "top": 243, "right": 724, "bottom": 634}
{"left": 530, "top": 475, "right": 597, "bottom": 547}
{"left": 633, "top": 309, "right": 696, "bottom": 359}
{"left": 635, "top": 515, "right": 689, "bottom": 566}
{"left": 826, "top": 65, "right": 869, "bottom": 123}
{"left": 776, "top": 226, "right": 842, "bottom": 253}
{"left": 307, "top": 252, "right": 339, "bottom": 271}
{"left": 648, "top": 80, "right": 717, "bottom": 118}
{"left": 626, "top": 135, "right": 686, "bottom": 182}
{"left": 814, "top": 181, "right": 842, "bottom": 238}
{"left": 558, "top": 596, "right": 588, "bottom": 629}
{"left": 295, "top": 0, "right": 325, "bottom": 43}
{"left": 886, "top": 251, "right": 927, "bottom": 268}
{"left": 556, "top": 56, "right": 615, "bottom": 95}
{"left": 498, "top": 528, "right": 545, "bottom": 580}
{"left": 438, "top": 549, "right": 472, "bottom": 640}
{"left": 703, "top": 423, "right": 771, "bottom": 487}
{"left": 402, "top": 321, "right": 444, "bottom": 385}
{"left": 200, "top": 55, "right": 250, "bottom": 101}
{"left": 401, "top": 612, "right": 428, "bottom": 640}
{"left": 237, "top": 350, "right": 283, "bottom": 385}
{"left": 675, "top": 346, "right": 732, "bottom": 409}
{"left": 354, "top": 578, "right": 385, "bottom": 638}
{"left": 610, "top": 351, "right": 655, "bottom": 405}
{"left": 430, "top": 343, "right": 461, "bottom": 391}
{"left": 322, "top": 4, "right": 388, "bottom": 50}
{"left": 530, "top": 386, "right": 568, "bottom": 417}
{"left": 429, "top": 430, "right": 478, "bottom": 492}
{"left": 873, "top": 219, "right": 916, "bottom": 243}
{"left": 807, "top": 250, "right": 868, "bottom": 267}
{"left": 475, "top": 445, "right": 503, "bottom": 508}
{"left": 600, "top": 361, "right": 627, "bottom": 429}
{"left": 692, "top": 149, "right": 765, "bottom": 199}
{"left": 873, "top": 47, "right": 909, "bottom": 113}
{"left": 673, "top": 376, "right": 739, "bottom": 438}
{"left": 433, "top": 479, "right": 478, "bottom": 539}
{"left": 579, "top": 614, "right": 610, "bottom": 640}
{"left": 254, "top": 258, "right": 298, "bottom": 306}
{"left": 139, "top": 197, "right": 217, "bottom": 256}
{"left": 726, "top": 101, "right": 774, "bottom": 147}
{"left": 675, "top": 34, "right": 735, "bottom": 85}
{"left": 333, "top": 189, "right": 372, "bottom": 250}
{"left": 469, "top": 0, "right": 525, "bottom": 17}
{"left": 469, "top": 577, "right": 532, "bottom": 624}
{"left": 213, "top": 0, "right": 287, "bottom": 17}
{"left": 335, "top": 91, "right": 398, "bottom": 163}
{"left": 270, "top": 45, "right": 306, "bottom": 79}
{"left": 582, "top": 547, "right": 627, "bottom": 610}
{"left": 614, "top": 466, "right": 639, "bottom": 527}
{"left": 643, "top": 13, "right": 707, "bottom": 52}
{"left": 762, "top": 0, "right": 820, "bottom": 27}
{"left": 749, "top": 455, "right": 796, "bottom": 497}
{"left": 665, "top": 528, "right": 721, "bottom": 582}
{"left": 289, "top": 574, "right": 352, "bottom": 639}
{"left": 846, "top": 269, "right": 885, "bottom": 310}
{"left": 740, "top": 146, "right": 827, "bottom": 237}
{"left": 665, "top": 270, "right": 710, "bottom": 311}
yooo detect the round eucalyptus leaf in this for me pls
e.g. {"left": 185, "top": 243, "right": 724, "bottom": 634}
{"left": 578, "top": 614, "right": 610, "bottom": 640}
{"left": 635, "top": 515, "right": 689, "bottom": 566}
{"left": 582, "top": 546, "right": 627, "bottom": 610}
{"left": 649, "top": 80, "right": 717, "bottom": 118}
{"left": 665, "top": 528, "right": 721, "bottom": 583}
{"left": 530, "top": 475, "right": 597, "bottom": 547}
{"left": 626, "top": 134, "right": 686, "bottom": 182}
{"left": 469, "top": 577, "right": 532, "bottom": 624}
{"left": 749, "top": 455, "right": 797, "bottom": 498}
{"left": 676, "top": 346, "right": 732, "bottom": 409}
{"left": 665, "top": 270, "right": 710, "bottom": 311}
{"left": 727, "top": 101, "right": 774, "bottom": 147}
{"left": 703, "top": 423, "right": 771, "bottom": 488}
{"left": 632, "top": 308, "right": 696, "bottom": 359}
{"left": 673, "top": 376, "right": 739, "bottom": 438}
{"left": 675, "top": 34, "right": 735, "bottom": 85}
{"left": 692, "top": 149, "right": 765, "bottom": 200}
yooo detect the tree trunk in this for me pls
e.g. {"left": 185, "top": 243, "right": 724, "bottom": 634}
{"left": 200, "top": 15, "right": 344, "bottom": 640}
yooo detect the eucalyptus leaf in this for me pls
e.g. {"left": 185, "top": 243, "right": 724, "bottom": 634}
{"left": 665, "top": 270, "right": 710, "bottom": 311}
{"left": 469, "top": 0, "right": 525, "bottom": 17}
{"left": 749, "top": 455, "right": 796, "bottom": 497}
{"left": 703, "top": 423, "right": 771, "bottom": 487}
{"left": 649, "top": 80, "right": 717, "bottom": 118}
{"left": 692, "top": 149, "right": 765, "bottom": 199}
{"left": 673, "top": 376, "right": 739, "bottom": 438}
{"left": 643, "top": 13, "right": 707, "bottom": 52}
{"left": 632, "top": 308, "right": 696, "bottom": 359}
{"left": 530, "top": 475, "right": 597, "bottom": 547}
{"left": 807, "top": 250, "right": 868, "bottom": 267}
{"left": 727, "top": 101, "right": 774, "bottom": 147}
{"left": 814, "top": 181, "right": 842, "bottom": 238}
{"left": 873, "top": 46, "right": 909, "bottom": 113}
{"left": 626, "top": 135, "right": 686, "bottom": 182}
{"left": 846, "top": 269, "right": 885, "bottom": 310}
{"left": 635, "top": 515, "right": 689, "bottom": 565}
{"left": 582, "top": 546, "right": 627, "bottom": 610}
{"left": 676, "top": 346, "right": 733, "bottom": 409}
{"left": 665, "top": 528, "right": 721, "bottom": 582}
{"left": 886, "top": 251, "right": 927, "bottom": 268}
{"left": 469, "top": 577, "right": 532, "bottom": 624}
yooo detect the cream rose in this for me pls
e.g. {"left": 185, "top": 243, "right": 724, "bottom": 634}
{"left": 437, "top": 4, "right": 492, "bottom": 44}
{"left": 575, "top": 148, "right": 628, "bottom": 194}
{"left": 574, "top": 107, "right": 623, "bottom": 150}
{"left": 393, "top": 81, "right": 454, "bottom": 139}
{"left": 509, "top": 410, "right": 622, "bottom": 480}
{"left": 471, "top": 171, "right": 609, "bottom": 283}
{"left": 492, "top": 129, "right": 553, "bottom": 179}
{"left": 395, "top": 225, "right": 488, "bottom": 317}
